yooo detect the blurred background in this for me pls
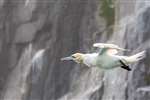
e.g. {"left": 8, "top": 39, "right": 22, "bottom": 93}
{"left": 0, "top": 0, "right": 150, "bottom": 100}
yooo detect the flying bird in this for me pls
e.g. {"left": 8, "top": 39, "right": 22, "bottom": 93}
{"left": 61, "top": 43, "right": 145, "bottom": 71}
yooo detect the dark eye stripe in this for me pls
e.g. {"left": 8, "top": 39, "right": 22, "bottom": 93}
{"left": 72, "top": 56, "right": 75, "bottom": 58}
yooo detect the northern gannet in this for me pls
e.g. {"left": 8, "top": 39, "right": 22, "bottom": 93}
{"left": 61, "top": 43, "right": 145, "bottom": 71}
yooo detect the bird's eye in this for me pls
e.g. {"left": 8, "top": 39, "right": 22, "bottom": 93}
{"left": 71, "top": 56, "right": 76, "bottom": 58}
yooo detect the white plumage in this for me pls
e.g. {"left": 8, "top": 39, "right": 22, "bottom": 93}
{"left": 61, "top": 43, "right": 146, "bottom": 71}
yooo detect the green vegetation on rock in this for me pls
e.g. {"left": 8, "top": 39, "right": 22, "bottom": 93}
{"left": 144, "top": 74, "right": 150, "bottom": 85}
{"left": 100, "top": 0, "right": 115, "bottom": 27}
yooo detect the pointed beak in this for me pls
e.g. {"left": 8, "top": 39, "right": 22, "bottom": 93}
{"left": 61, "top": 56, "right": 73, "bottom": 61}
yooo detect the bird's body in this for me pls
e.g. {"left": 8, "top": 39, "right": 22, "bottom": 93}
{"left": 95, "top": 54, "right": 121, "bottom": 69}
{"left": 82, "top": 53, "right": 126, "bottom": 69}
{"left": 82, "top": 53, "right": 98, "bottom": 67}
{"left": 61, "top": 43, "right": 146, "bottom": 71}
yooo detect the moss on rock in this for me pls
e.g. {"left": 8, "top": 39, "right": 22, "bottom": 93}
{"left": 99, "top": 0, "right": 115, "bottom": 27}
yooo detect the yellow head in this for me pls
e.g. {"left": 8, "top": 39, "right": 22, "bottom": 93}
{"left": 61, "top": 53, "right": 84, "bottom": 63}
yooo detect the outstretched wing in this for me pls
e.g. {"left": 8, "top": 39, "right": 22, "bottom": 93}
{"left": 93, "top": 43, "right": 128, "bottom": 55}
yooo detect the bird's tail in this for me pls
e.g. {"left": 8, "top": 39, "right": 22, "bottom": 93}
{"left": 125, "top": 50, "right": 146, "bottom": 63}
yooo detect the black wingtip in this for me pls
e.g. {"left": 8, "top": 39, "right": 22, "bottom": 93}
{"left": 119, "top": 60, "right": 131, "bottom": 71}
{"left": 121, "top": 65, "right": 131, "bottom": 71}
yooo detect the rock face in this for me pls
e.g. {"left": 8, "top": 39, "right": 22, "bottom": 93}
{"left": 0, "top": 0, "right": 150, "bottom": 100}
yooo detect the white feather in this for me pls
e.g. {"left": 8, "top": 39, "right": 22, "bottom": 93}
{"left": 83, "top": 53, "right": 98, "bottom": 67}
{"left": 124, "top": 50, "right": 146, "bottom": 63}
